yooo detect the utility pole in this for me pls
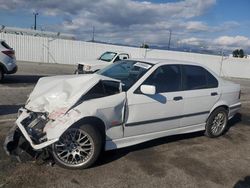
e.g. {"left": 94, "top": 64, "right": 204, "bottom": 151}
{"left": 168, "top": 29, "right": 172, "bottom": 50}
{"left": 33, "top": 12, "right": 39, "bottom": 30}
{"left": 92, "top": 26, "right": 95, "bottom": 42}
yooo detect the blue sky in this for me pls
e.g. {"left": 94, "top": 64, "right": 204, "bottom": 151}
{"left": 0, "top": 0, "right": 250, "bottom": 51}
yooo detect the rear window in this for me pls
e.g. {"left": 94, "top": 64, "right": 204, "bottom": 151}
{"left": 206, "top": 70, "right": 218, "bottom": 88}
{"left": 1, "top": 41, "right": 12, "bottom": 49}
{"left": 183, "top": 65, "right": 218, "bottom": 90}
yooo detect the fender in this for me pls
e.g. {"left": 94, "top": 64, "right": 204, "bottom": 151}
{"left": 209, "top": 100, "right": 229, "bottom": 117}
{"left": 0, "top": 62, "right": 8, "bottom": 72}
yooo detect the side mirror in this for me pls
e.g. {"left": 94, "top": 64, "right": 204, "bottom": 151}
{"left": 140, "top": 85, "right": 156, "bottom": 95}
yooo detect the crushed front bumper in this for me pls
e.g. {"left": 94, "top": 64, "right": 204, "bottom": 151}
{"left": 15, "top": 109, "right": 58, "bottom": 150}
{"left": 4, "top": 108, "right": 58, "bottom": 157}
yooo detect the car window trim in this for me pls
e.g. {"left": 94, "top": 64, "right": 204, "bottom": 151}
{"left": 133, "top": 64, "right": 183, "bottom": 94}
{"left": 181, "top": 64, "right": 219, "bottom": 91}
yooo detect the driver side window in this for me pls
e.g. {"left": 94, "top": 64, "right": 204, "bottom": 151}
{"left": 143, "top": 65, "right": 181, "bottom": 93}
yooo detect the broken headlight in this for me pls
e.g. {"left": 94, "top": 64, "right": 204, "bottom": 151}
{"left": 21, "top": 112, "right": 49, "bottom": 144}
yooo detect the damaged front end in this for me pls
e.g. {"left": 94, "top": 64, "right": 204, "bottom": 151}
{"left": 4, "top": 73, "right": 122, "bottom": 163}
{"left": 4, "top": 108, "right": 53, "bottom": 162}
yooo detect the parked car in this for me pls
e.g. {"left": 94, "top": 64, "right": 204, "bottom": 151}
{"left": 5, "top": 59, "right": 241, "bottom": 169}
{"left": 0, "top": 40, "right": 17, "bottom": 81}
{"left": 75, "top": 51, "right": 130, "bottom": 74}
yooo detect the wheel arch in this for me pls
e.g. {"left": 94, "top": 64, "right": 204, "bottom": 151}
{"left": 71, "top": 116, "right": 106, "bottom": 144}
{"left": 0, "top": 62, "right": 7, "bottom": 73}
{"left": 207, "top": 102, "right": 229, "bottom": 122}
{"left": 210, "top": 101, "right": 229, "bottom": 114}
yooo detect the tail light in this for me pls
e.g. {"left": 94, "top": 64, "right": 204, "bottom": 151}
{"left": 2, "top": 50, "right": 15, "bottom": 59}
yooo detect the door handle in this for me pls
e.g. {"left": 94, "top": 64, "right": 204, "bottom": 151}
{"left": 211, "top": 92, "right": 218, "bottom": 96}
{"left": 173, "top": 96, "right": 183, "bottom": 101}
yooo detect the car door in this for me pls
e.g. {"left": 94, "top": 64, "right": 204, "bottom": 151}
{"left": 124, "top": 64, "right": 184, "bottom": 137}
{"left": 118, "top": 53, "right": 129, "bottom": 60}
{"left": 181, "top": 65, "right": 220, "bottom": 127}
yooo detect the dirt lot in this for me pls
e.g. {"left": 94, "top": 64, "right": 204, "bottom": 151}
{"left": 0, "top": 61, "right": 250, "bottom": 188}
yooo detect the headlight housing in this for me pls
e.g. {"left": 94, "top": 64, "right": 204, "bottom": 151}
{"left": 84, "top": 65, "right": 91, "bottom": 71}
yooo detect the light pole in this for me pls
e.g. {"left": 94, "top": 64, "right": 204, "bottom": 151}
{"left": 167, "top": 29, "right": 172, "bottom": 50}
{"left": 92, "top": 26, "right": 95, "bottom": 42}
{"left": 33, "top": 12, "right": 39, "bottom": 30}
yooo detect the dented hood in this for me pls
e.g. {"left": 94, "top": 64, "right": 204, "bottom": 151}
{"left": 25, "top": 74, "right": 119, "bottom": 114}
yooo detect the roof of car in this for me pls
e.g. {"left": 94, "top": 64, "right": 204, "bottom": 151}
{"left": 105, "top": 51, "right": 128, "bottom": 54}
{"left": 131, "top": 58, "right": 201, "bottom": 66}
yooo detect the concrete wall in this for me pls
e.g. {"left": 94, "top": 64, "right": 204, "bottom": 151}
{"left": 1, "top": 32, "right": 250, "bottom": 79}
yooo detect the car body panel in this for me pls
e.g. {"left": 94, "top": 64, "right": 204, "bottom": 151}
{"left": 25, "top": 74, "right": 121, "bottom": 113}
{"left": 124, "top": 90, "right": 184, "bottom": 137}
{"left": 180, "top": 88, "right": 220, "bottom": 127}
{"left": 0, "top": 40, "right": 17, "bottom": 74}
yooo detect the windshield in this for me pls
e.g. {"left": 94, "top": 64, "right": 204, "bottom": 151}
{"left": 99, "top": 52, "right": 117, "bottom": 62}
{"left": 97, "top": 60, "right": 152, "bottom": 91}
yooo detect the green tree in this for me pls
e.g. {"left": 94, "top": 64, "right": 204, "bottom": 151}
{"left": 140, "top": 43, "right": 149, "bottom": 49}
{"left": 232, "top": 49, "right": 245, "bottom": 58}
{"left": 239, "top": 49, "right": 245, "bottom": 58}
{"left": 232, "top": 49, "right": 239, "bottom": 57}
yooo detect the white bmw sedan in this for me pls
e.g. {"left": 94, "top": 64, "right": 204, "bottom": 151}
{"left": 5, "top": 59, "right": 241, "bottom": 169}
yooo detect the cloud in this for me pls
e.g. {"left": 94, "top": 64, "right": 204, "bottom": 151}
{"left": 1, "top": 0, "right": 246, "bottom": 52}
{"left": 0, "top": 0, "right": 216, "bottom": 26}
{"left": 177, "top": 35, "right": 250, "bottom": 52}
{"left": 213, "top": 36, "right": 250, "bottom": 47}
{"left": 184, "top": 21, "right": 209, "bottom": 32}
{"left": 178, "top": 37, "right": 205, "bottom": 46}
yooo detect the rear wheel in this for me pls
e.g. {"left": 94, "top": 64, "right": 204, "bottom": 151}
{"left": 52, "top": 124, "right": 102, "bottom": 169}
{"left": 205, "top": 107, "right": 228, "bottom": 138}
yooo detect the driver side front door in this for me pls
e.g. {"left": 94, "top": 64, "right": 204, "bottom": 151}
{"left": 124, "top": 64, "right": 184, "bottom": 137}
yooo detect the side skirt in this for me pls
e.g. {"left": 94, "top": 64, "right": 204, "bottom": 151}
{"left": 105, "top": 123, "right": 205, "bottom": 151}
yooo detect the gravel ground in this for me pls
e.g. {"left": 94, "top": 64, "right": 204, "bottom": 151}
{"left": 0, "top": 61, "right": 250, "bottom": 188}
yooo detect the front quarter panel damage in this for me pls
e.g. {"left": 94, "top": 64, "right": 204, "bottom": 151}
{"left": 44, "top": 92, "right": 126, "bottom": 141}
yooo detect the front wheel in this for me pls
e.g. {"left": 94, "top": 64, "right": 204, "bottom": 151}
{"left": 205, "top": 107, "right": 228, "bottom": 138}
{"left": 52, "top": 124, "right": 102, "bottom": 169}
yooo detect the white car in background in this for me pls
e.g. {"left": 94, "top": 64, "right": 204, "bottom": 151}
{"left": 0, "top": 40, "right": 17, "bottom": 81}
{"left": 5, "top": 59, "right": 241, "bottom": 169}
{"left": 75, "top": 51, "right": 130, "bottom": 74}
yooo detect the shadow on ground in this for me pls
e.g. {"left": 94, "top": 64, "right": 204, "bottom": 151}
{"left": 0, "top": 105, "right": 24, "bottom": 116}
{"left": 0, "top": 75, "right": 47, "bottom": 86}
{"left": 234, "top": 176, "right": 250, "bottom": 188}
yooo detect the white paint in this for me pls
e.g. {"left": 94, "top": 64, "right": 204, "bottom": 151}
{"left": 77, "top": 51, "right": 130, "bottom": 73}
{"left": 25, "top": 73, "right": 121, "bottom": 113}
{"left": 12, "top": 59, "right": 241, "bottom": 151}
{"left": 1, "top": 32, "right": 250, "bottom": 79}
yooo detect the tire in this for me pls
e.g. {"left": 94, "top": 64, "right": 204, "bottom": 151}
{"left": 74, "top": 70, "right": 78, "bottom": 74}
{"left": 205, "top": 107, "right": 228, "bottom": 138}
{"left": 52, "top": 124, "right": 102, "bottom": 169}
{"left": 0, "top": 68, "right": 4, "bottom": 82}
